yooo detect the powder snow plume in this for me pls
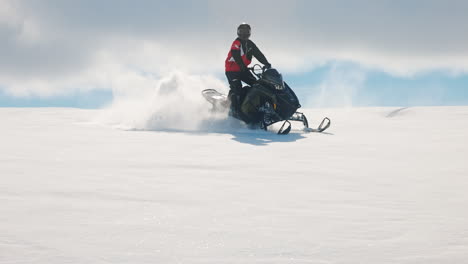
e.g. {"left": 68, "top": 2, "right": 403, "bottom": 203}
{"left": 97, "top": 71, "right": 229, "bottom": 132}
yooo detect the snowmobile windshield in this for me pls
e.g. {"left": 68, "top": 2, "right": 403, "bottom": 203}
{"left": 261, "top": 69, "right": 285, "bottom": 91}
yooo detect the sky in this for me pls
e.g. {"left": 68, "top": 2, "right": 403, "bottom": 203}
{"left": 1, "top": 0, "right": 468, "bottom": 108}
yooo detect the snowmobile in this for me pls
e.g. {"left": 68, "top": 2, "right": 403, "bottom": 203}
{"left": 202, "top": 65, "right": 330, "bottom": 135}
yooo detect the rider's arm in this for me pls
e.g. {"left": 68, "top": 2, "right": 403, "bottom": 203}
{"left": 252, "top": 42, "right": 271, "bottom": 67}
{"left": 231, "top": 50, "right": 247, "bottom": 71}
{"left": 231, "top": 40, "right": 247, "bottom": 71}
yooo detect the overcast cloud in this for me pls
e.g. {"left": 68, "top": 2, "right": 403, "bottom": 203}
{"left": 1, "top": 0, "right": 467, "bottom": 97}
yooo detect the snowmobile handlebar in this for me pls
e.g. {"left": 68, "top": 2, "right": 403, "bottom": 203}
{"left": 248, "top": 64, "right": 268, "bottom": 79}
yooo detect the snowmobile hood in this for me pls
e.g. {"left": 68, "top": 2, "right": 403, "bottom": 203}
{"left": 261, "top": 69, "right": 284, "bottom": 90}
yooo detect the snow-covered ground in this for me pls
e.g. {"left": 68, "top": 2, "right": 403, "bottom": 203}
{"left": 1, "top": 106, "right": 468, "bottom": 263}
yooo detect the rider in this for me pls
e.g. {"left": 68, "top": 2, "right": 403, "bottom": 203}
{"left": 225, "top": 23, "right": 271, "bottom": 119}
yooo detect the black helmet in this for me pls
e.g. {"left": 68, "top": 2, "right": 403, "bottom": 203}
{"left": 237, "top": 23, "right": 251, "bottom": 40}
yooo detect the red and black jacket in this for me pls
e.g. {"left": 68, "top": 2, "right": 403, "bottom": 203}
{"left": 225, "top": 38, "right": 270, "bottom": 72}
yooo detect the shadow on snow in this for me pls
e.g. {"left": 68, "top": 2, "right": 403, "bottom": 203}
{"left": 129, "top": 118, "right": 333, "bottom": 146}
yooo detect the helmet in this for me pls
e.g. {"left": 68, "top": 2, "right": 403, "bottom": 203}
{"left": 237, "top": 23, "right": 251, "bottom": 40}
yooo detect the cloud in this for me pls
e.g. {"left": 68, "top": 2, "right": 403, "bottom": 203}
{"left": 1, "top": 0, "right": 468, "bottom": 98}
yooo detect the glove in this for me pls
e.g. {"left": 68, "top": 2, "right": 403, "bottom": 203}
{"left": 263, "top": 63, "right": 271, "bottom": 70}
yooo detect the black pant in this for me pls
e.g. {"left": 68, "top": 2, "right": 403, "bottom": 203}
{"left": 225, "top": 71, "right": 257, "bottom": 120}
{"left": 225, "top": 71, "right": 257, "bottom": 94}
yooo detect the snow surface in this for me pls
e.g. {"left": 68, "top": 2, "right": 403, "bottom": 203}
{"left": 1, "top": 106, "right": 468, "bottom": 263}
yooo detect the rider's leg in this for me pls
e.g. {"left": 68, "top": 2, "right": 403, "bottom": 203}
{"left": 240, "top": 70, "right": 257, "bottom": 86}
{"left": 225, "top": 72, "right": 243, "bottom": 117}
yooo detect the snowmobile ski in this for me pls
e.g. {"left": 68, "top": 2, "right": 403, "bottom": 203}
{"left": 304, "top": 117, "right": 331, "bottom": 133}
{"left": 288, "top": 112, "right": 331, "bottom": 133}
